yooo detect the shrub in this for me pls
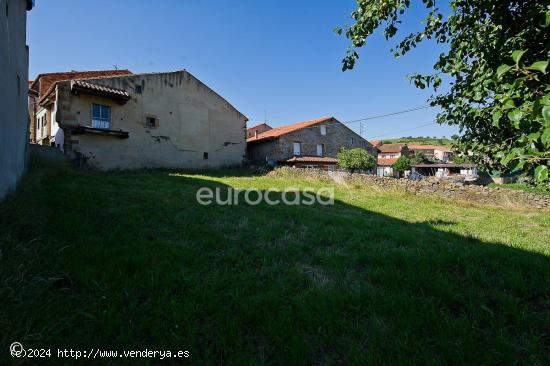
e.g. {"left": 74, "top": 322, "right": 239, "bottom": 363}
{"left": 393, "top": 156, "right": 411, "bottom": 173}
{"left": 410, "top": 152, "right": 429, "bottom": 165}
{"left": 337, "top": 148, "right": 376, "bottom": 174}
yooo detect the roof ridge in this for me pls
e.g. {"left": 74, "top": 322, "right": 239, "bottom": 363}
{"left": 247, "top": 116, "right": 334, "bottom": 142}
{"left": 34, "top": 69, "right": 131, "bottom": 77}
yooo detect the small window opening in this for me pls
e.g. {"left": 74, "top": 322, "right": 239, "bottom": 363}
{"left": 146, "top": 117, "right": 157, "bottom": 129}
{"left": 203, "top": 152, "right": 209, "bottom": 160}
{"left": 135, "top": 85, "right": 142, "bottom": 94}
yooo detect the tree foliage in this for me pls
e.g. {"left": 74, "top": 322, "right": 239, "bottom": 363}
{"left": 336, "top": 1, "right": 550, "bottom": 183}
{"left": 337, "top": 148, "right": 376, "bottom": 173}
{"left": 452, "top": 154, "right": 473, "bottom": 164}
{"left": 393, "top": 156, "right": 411, "bottom": 172}
{"left": 410, "top": 151, "right": 430, "bottom": 165}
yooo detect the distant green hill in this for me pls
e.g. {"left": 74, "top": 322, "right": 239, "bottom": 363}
{"left": 380, "top": 137, "right": 455, "bottom": 146}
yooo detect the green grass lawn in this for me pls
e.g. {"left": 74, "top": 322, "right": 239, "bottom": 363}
{"left": 1, "top": 158, "right": 549, "bottom": 364}
{"left": 487, "top": 182, "right": 550, "bottom": 196}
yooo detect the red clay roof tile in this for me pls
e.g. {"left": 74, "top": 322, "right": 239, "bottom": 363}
{"left": 246, "top": 116, "right": 333, "bottom": 142}
{"left": 377, "top": 143, "right": 407, "bottom": 153}
{"left": 408, "top": 144, "right": 452, "bottom": 152}
{"left": 377, "top": 157, "right": 398, "bottom": 166}
{"left": 32, "top": 70, "right": 132, "bottom": 98}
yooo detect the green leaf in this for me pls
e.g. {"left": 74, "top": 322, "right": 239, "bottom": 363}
{"left": 543, "top": 106, "right": 550, "bottom": 123}
{"left": 502, "top": 98, "right": 515, "bottom": 110}
{"left": 527, "top": 132, "right": 540, "bottom": 141}
{"left": 501, "top": 151, "right": 516, "bottom": 165}
{"left": 511, "top": 50, "right": 526, "bottom": 65}
{"left": 541, "top": 128, "right": 550, "bottom": 146}
{"left": 534, "top": 165, "right": 548, "bottom": 182}
{"left": 507, "top": 109, "right": 523, "bottom": 128}
{"left": 492, "top": 111, "right": 502, "bottom": 127}
{"left": 510, "top": 159, "right": 525, "bottom": 173}
{"left": 496, "top": 64, "right": 512, "bottom": 78}
{"left": 546, "top": 9, "right": 550, "bottom": 26}
{"left": 526, "top": 61, "right": 548, "bottom": 74}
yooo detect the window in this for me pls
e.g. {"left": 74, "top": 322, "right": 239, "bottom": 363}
{"left": 135, "top": 85, "right": 142, "bottom": 94}
{"left": 320, "top": 125, "right": 326, "bottom": 135}
{"left": 203, "top": 152, "right": 209, "bottom": 160}
{"left": 92, "top": 103, "right": 111, "bottom": 129}
{"left": 146, "top": 117, "right": 157, "bottom": 129}
{"left": 43, "top": 117, "right": 46, "bottom": 127}
{"left": 316, "top": 144, "right": 324, "bottom": 157}
{"left": 349, "top": 137, "right": 354, "bottom": 145}
{"left": 293, "top": 142, "right": 301, "bottom": 156}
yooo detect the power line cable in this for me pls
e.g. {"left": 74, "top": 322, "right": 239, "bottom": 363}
{"left": 342, "top": 105, "right": 431, "bottom": 125}
{"left": 366, "top": 121, "right": 439, "bottom": 140}
{"left": 249, "top": 105, "right": 434, "bottom": 134}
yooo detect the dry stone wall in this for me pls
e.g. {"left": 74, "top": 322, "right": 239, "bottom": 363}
{"left": 270, "top": 167, "right": 550, "bottom": 209}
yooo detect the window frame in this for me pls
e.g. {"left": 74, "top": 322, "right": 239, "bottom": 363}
{"left": 316, "top": 144, "right": 324, "bottom": 157}
{"left": 293, "top": 142, "right": 302, "bottom": 156}
{"left": 320, "top": 125, "right": 327, "bottom": 135}
{"left": 91, "top": 103, "right": 111, "bottom": 129}
{"left": 145, "top": 116, "right": 158, "bottom": 129}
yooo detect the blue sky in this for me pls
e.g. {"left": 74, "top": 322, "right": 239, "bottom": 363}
{"left": 27, "top": 0, "right": 458, "bottom": 139}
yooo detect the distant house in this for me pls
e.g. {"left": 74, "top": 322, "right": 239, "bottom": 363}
{"left": 412, "top": 163, "right": 477, "bottom": 178}
{"left": 29, "top": 70, "right": 133, "bottom": 147}
{"left": 376, "top": 143, "right": 409, "bottom": 177}
{"left": 28, "top": 69, "right": 248, "bottom": 170}
{"left": 369, "top": 140, "right": 382, "bottom": 147}
{"left": 246, "top": 123, "right": 272, "bottom": 139}
{"left": 408, "top": 144, "right": 453, "bottom": 162}
{"left": 247, "top": 117, "right": 376, "bottom": 169}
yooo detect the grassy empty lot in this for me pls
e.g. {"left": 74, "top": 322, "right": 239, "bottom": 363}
{"left": 1, "top": 158, "right": 549, "bottom": 364}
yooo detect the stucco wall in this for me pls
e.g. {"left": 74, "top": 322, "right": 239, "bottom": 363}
{"left": 248, "top": 119, "right": 376, "bottom": 163}
{"left": 55, "top": 71, "right": 247, "bottom": 170}
{"left": 0, "top": 0, "right": 29, "bottom": 199}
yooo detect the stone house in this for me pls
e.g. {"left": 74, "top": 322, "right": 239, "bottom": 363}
{"left": 246, "top": 117, "right": 376, "bottom": 169}
{"left": 28, "top": 70, "right": 132, "bottom": 147}
{"left": 28, "top": 69, "right": 248, "bottom": 170}
{"left": 375, "top": 143, "right": 409, "bottom": 177}
{"left": 1, "top": 0, "right": 33, "bottom": 199}
{"left": 408, "top": 144, "right": 453, "bottom": 162}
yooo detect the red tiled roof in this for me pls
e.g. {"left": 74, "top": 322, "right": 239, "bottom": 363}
{"left": 369, "top": 140, "right": 382, "bottom": 147}
{"left": 31, "top": 70, "right": 132, "bottom": 98}
{"left": 71, "top": 80, "right": 131, "bottom": 101}
{"left": 247, "top": 116, "right": 333, "bottom": 142}
{"left": 377, "top": 143, "right": 406, "bottom": 153}
{"left": 408, "top": 144, "right": 452, "bottom": 152}
{"left": 283, "top": 156, "right": 338, "bottom": 163}
{"left": 247, "top": 122, "right": 271, "bottom": 131}
{"left": 377, "top": 157, "right": 398, "bottom": 166}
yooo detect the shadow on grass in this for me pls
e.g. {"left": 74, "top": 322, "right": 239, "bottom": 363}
{"left": 0, "top": 162, "right": 549, "bottom": 365}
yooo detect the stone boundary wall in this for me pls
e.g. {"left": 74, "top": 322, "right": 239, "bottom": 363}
{"left": 270, "top": 167, "right": 550, "bottom": 209}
